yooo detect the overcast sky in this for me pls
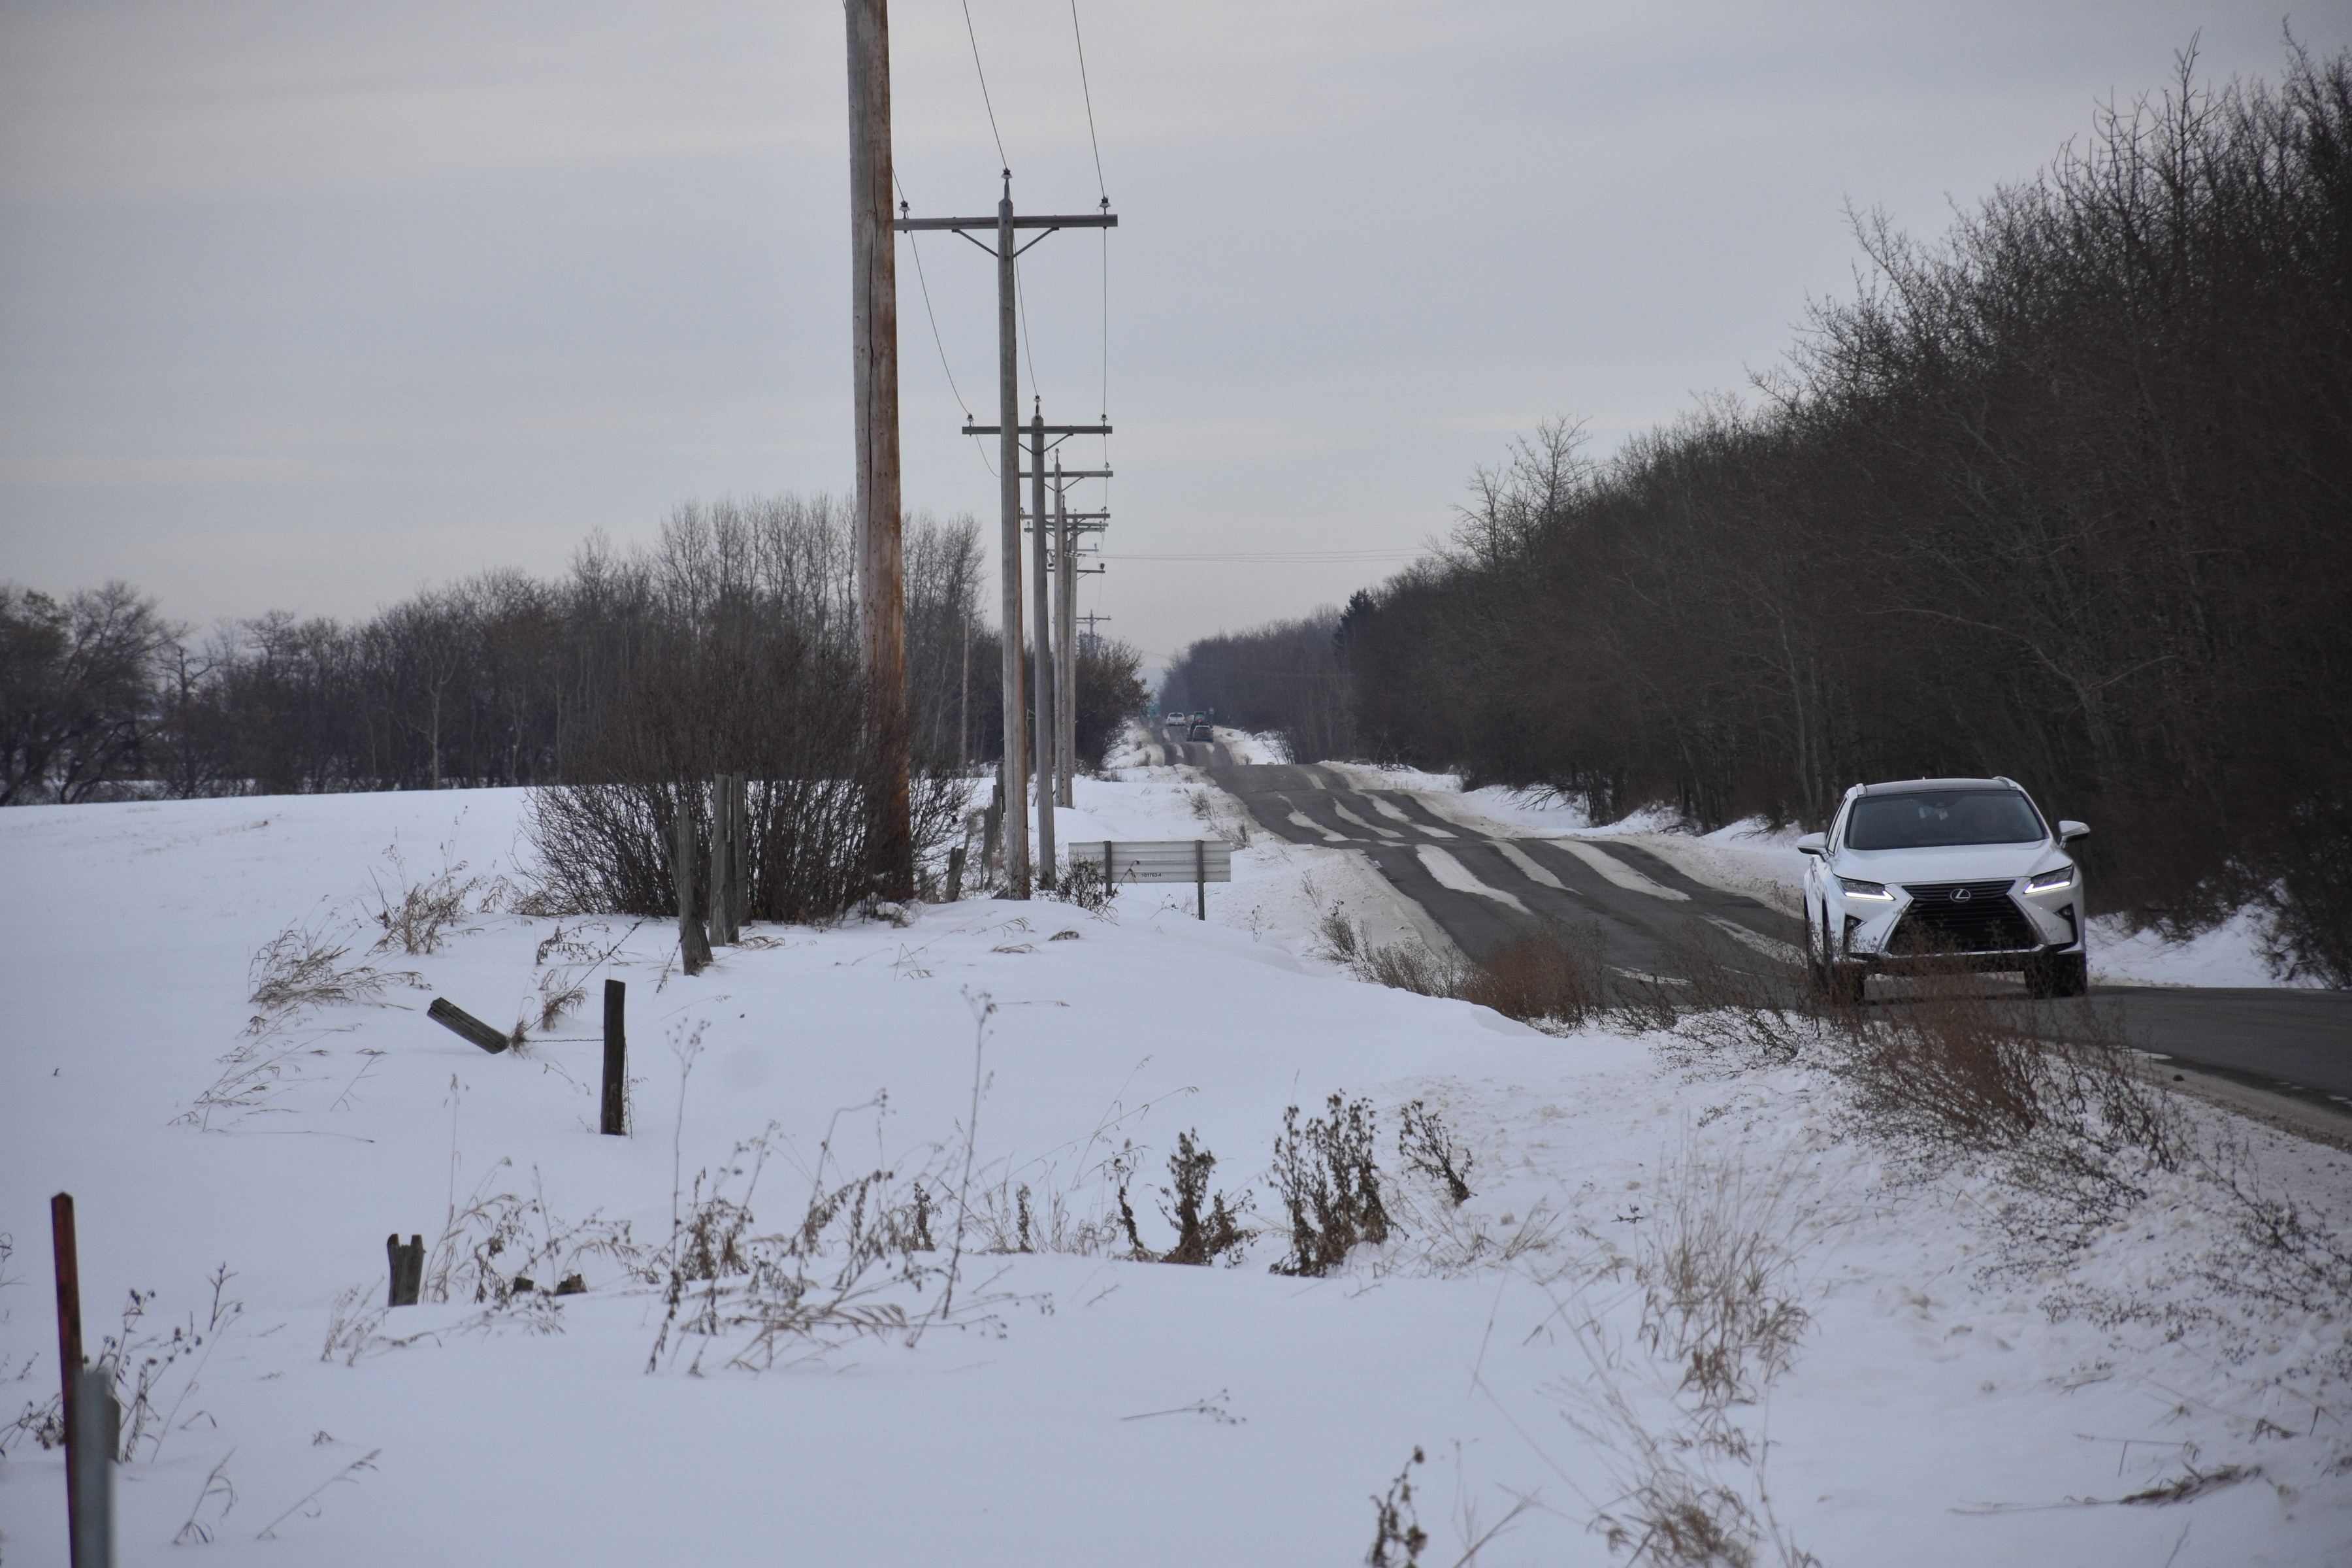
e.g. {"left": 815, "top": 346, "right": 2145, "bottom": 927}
{"left": 3, "top": 1, "right": 2340, "bottom": 670}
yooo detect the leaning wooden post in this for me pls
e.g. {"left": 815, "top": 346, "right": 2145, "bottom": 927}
{"left": 52, "top": 1193, "right": 84, "bottom": 1564}
{"left": 600, "top": 978, "right": 627, "bottom": 1135}
{"left": 1195, "top": 839, "right": 1207, "bottom": 921}
{"left": 675, "top": 792, "right": 711, "bottom": 975}
{"left": 427, "top": 997, "right": 511, "bottom": 1054}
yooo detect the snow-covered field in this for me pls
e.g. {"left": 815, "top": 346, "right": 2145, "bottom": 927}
{"left": 2, "top": 764, "right": 2346, "bottom": 1566}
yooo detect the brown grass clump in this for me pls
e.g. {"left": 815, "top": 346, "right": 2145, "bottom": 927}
{"left": 367, "top": 841, "right": 499, "bottom": 955}
{"left": 1631, "top": 1149, "right": 1811, "bottom": 1411}
{"left": 1456, "top": 923, "right": 1613, "bottom": 1028}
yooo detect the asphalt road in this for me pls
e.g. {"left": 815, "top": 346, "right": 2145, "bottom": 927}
{"left": 1152, "top": 734, "right": 2352, "bottom": 1119}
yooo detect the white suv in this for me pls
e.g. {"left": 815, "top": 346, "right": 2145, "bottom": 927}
{"left": 1797, "top": 777, "right": 2089, "bottom": 1002}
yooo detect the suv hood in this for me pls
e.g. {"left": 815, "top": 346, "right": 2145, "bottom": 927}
{"left": 1835, "top": 841, "right": 2068, "bottom": 885}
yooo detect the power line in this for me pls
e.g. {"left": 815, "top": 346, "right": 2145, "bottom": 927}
{"left": 894, "top": 174, "right": 996, "bottom": 479}
{"left": 1015, "top": 254, "right": 1045, "bottom": 406}
{"left": 1107, "top": 549, "right": 1428, "bottom": 563}
{"left": 958, "top": 0, "right": 1009, "bottom": 171}
{"left": 1068, "top": 0, "right": 1111, "bottom": 424}
{"left": 1068, "top": 0, "right": 1107, "bottom": 203}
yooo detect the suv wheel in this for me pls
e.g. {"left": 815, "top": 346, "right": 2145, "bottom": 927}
{"left": 2024, "top": 951, "right": 2089, "bottom": 1000}
{"left": 1810, "top": 907, "right": 1866, "bottom": 1005}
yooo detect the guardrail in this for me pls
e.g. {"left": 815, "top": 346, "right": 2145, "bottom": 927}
{"left": 1066, "top": 839, "right": 1233, "bottom": 919}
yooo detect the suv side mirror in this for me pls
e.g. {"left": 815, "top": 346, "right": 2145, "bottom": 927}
{"left": 2059, "top": 820, "right": 2090, "bottom": 843}
{"left": 1796, "top": 832, "right": 1827, "bottom": 857}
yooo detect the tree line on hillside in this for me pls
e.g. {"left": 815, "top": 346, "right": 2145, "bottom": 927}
{"left": 1168, "top": 47, "right": 2352, "bottom": 983}
{"left": 3, "top": 493, "right": 1145, "bottom": 802}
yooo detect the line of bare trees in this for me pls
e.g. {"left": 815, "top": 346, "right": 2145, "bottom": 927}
{"left": 1181, "top": 46, "right": 2352, "bottom": 981}
{"left": 3, "top": 495, "right": 985, "bottom": 800}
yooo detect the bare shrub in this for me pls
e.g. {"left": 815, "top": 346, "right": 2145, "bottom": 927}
{"left": 523, "top": 772, "right": 967, "bottom": 927}
{"left": 246, "top": 923, "right": 421, "bottom": 1028}
{"left": 1399, "top": 1100, "right": 1473, "bottom": 1205}
{"left": 1367, "top": 1446, "right": 1430, "bottom": 1567}
{"left": 1314, "top": 904, "right": 1363, "bottom": 965}
{"left": 1271, "top": 1093, "right": 1396, "bottom": 1277}
{"left": 1048, "top": 852, "right": 1119, "bottom": 916}
{"left": 1144, "top": 1132, "right": 1255, "bottom": 1265}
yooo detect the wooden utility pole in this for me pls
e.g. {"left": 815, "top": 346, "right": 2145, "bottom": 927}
{"left": 846, "top": 0, "right": 911, "bottom": 899}
{"left": 1027, "top": 406, "right": 1057, "bottom": 880}
{"left": 1054, "top": 458, "right": 1077, "bottom": 807}
{"left": 895, "top": 189, "right": 1115, "bottom": 896}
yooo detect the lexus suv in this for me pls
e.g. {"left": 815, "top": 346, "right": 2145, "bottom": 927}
{"left": 1798, "top": 777, "right": 2090, "bottom": 1002}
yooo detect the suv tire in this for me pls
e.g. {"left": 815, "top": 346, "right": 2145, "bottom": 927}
{"left": 2024, "top": 951, "right": 2089, "bottom": 999}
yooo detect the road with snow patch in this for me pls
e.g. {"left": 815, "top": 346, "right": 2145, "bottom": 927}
{"left": 1147, "top": 734, "right": 2352, "bottom": 1126}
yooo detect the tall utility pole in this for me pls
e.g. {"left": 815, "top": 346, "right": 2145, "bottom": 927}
{"left": 845, "top": 0, "right": 909, "bottom": 898}
{"left": 1054, "top": 457, "right": 1077, "bottom": 808}
{"left": 1028, "top": 406, "right": 1056, "bottom": 879}
{"left": 896, "top": 188, "right": 1115, "bottom": 897}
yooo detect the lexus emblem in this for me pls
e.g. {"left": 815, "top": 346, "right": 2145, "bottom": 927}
{"left": 1952, "top": 888, "right": 1972, "bottom": 902}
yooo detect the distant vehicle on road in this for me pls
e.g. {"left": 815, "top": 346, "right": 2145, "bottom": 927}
{"left": 1187, "top": 723, "right": 1214, "bottom": 742}
{"left": 1797, "top": 776, "right": 2089, "bottom": 1002}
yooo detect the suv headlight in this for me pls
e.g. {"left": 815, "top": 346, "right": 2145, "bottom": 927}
{"left": 1837, "top": 876, "right": 1895, "bottom": 901}
{"left": 2024, "top": 865, "right": 2076, "bottom": 893}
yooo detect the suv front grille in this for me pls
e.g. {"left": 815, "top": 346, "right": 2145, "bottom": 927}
{"left": 1889, "top": 879, "right": 2039, "bottom": 954}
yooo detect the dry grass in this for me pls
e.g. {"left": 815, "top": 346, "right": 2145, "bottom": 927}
{"left": 366, "top": 840, "right": 500, "bottom": 956}
{"left": 1627, "top": 1147, "right": 1812, "bottom": 1412}
{"left": 1343, "top": 921, "right": 1631, "bottom": 1034}
{"left": 246, "top": 923, "right": 422, "bottom": 1028}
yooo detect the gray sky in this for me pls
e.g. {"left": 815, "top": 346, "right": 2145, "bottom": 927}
{"left": 3, "top": 1, "right": 2339, "bottom": 670}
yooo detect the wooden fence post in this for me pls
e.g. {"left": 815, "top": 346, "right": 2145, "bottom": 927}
{"left": 385, "top": 1233, "right": 423, "bottom": 1307}
{"left": 69, "top": 1365, "right": 114, "bottom": 1568}
{"left": 946, "top": 845, "right": 966, "bottom": 903}
{"left": 52, "top": 1193, "right": 84, "bottom": 1564}
{"left": 1196, "top": 839, "right": 1207, "bottom": 921}
{"left": 600, "top": 978, "right": 627, "bottom": 1135}
{"left": 676, "top": 794, "right": 711, "bottom": 974}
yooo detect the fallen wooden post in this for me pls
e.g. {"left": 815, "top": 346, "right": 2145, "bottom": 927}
{"left": 600, "top": 978, "right": 627, "bottom": 1136}
{"left": 427, "top": 997, "right": 510, "bottom": 1054}
{"left": 385, "top": 1233, "right": 424, "bottom": 1307}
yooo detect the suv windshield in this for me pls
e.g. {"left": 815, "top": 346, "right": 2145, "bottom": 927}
{"left": 1844, "top": 791, "right": 2045, "bottom": 851}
